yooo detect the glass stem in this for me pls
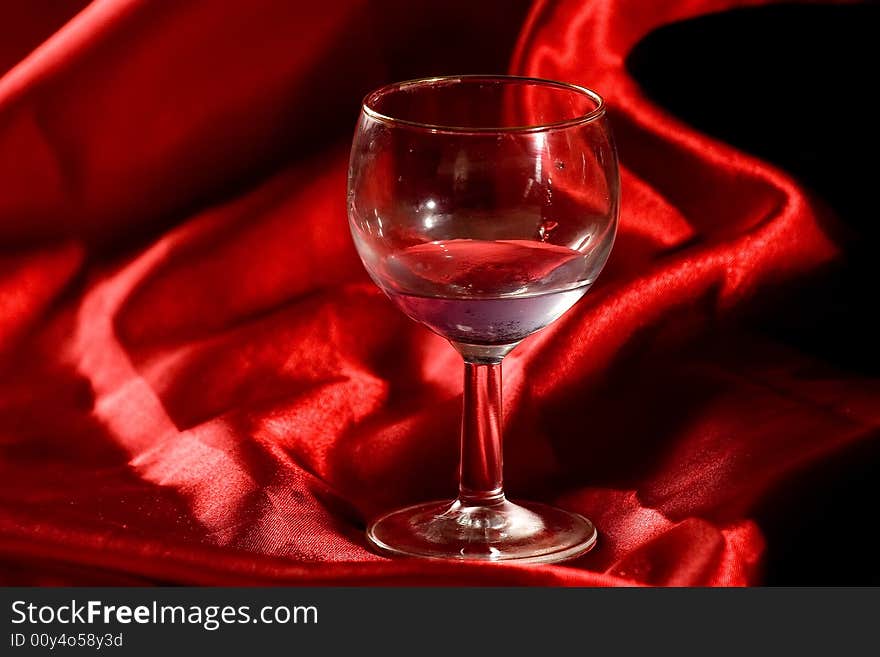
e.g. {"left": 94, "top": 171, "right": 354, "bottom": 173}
{"left": 458, "top": 360, "right": 505, "bottom": 506}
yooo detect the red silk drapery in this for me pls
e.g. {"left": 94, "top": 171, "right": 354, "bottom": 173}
{"left": 1, "top": 0, "right": 877, "bottom": 586}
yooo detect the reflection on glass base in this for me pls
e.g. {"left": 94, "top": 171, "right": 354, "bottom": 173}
{"left": 366, "top": 498, "right": 597, "bottom": 564}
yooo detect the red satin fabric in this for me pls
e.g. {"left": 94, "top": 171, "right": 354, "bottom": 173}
{"left": 1, "top": 0, "right": 876, "bottom": 586}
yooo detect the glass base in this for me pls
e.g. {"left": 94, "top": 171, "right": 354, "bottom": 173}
{"left": 366, "top": 498, "right": 597, "bottom": 564}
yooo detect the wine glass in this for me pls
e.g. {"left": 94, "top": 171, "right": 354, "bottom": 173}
{"left": 347, "top": 75, "right": 619, "bottom": 563}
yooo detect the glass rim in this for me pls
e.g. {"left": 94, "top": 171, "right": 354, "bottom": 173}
{"left": 360, "top": 74, "right": 606, "bottom": 135}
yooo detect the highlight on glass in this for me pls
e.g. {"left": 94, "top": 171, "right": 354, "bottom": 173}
{"left": 347, "top": 75, "right": 620, "bottom": 563}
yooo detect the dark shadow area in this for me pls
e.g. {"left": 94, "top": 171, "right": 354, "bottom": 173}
{"left": 627, "top": 3, "right": 879, "bottom": 375}
{"left": 0, "top": 357, "right": 211, "bottom": 584}
{"left": 0, "top": 0, "right": 89, "bottom": 76}
{"left": 755, "top": 435, "right": 880, "bottom": 585}
{"left": 627, "top": 3, "right": 879, "bottom": 584}
{"left": 107, "top": 0, "right": 532, "bottom": 257}
{"left": 2, "top": 1, "right": 533, "bottom": 259}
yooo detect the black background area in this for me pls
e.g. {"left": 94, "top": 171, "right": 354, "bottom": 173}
{"left": 627, "top": 3, "right": 880, "bottom": 584}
